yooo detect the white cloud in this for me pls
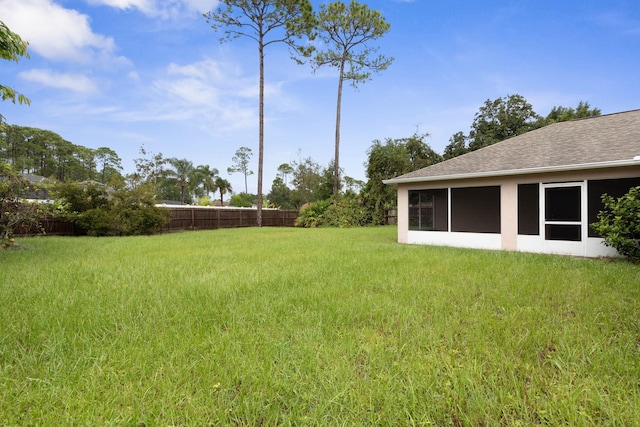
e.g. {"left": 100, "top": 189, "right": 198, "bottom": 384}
{"left": 158, "top": 58, "right": 289, "bottom": 108}
{"left": 119, "top": 131, "right": 155, "bottom": 143}
{"left": 159, "top": 59, "right": 227, "bottom": 106}
{"left": 0, "top": 0, "right": 123, "bottom": 64}
{"left": 149, "top": 59, "right": 253, "bottom": 124}
{"left": 19, "top": 69, "right": 100, "bottom": 94}
{"left": 85, "top": 0, "right": 219, "bottom": 18}
{"left": 104, "top": 57, "right": 265, "bottom": 134}
{"left": 157, "top": 76, "right": 219, "bottom": 106}
{"left": 84, "top": 0, "right": 157, "bottom": 16}
{"left": 182, "top": 0, "right": 218, "bottom": 13}
{"left": 89, "top": 0, "right": 153, "bottom": 8}
{"left": 167, "top": 61, "right": 224, "bottom": 82}
{"left": 128, "top": 71, "right": 141, "bottom": 81}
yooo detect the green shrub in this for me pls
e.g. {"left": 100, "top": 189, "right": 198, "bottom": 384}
{"left": 76, "top": 208, "right": 114, "bottom": 236}
{"left": 295, "top": 199, "right": 331, "bottom": 227}
{"left": 0, "top": 163, "right": 44, "bottom": 247}
{"left": 57, "top": 181, "right": 110, "bottom": 213}
{"left": 295, "top": 197, "right": 371, "bottom": 228}
{"left": 116, "top": 204, "right": 169, "bottom": 236}
{"left": 228, "top": 192, "right": 256, "bottom": 207}
{"left": 591, "top": 186, "right": 640, "bottom": 262}
{"left": 54, "top": 181, "right": 169, "bottom": 236}
{"left": 54, "top": 182, "right": 111, "bottom": 235}
{"left": 196, "top": 196, "right": 212, "bottom": 206}
{"left": 324, "top": 197, "right": 371, "bottom": 227}
{"left": 110, "top": 183, "right": 169, "bottom": 235}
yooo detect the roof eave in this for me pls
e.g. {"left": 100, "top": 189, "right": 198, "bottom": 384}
{"left": 382, "top": 158, "right": 640, "bottom": 185}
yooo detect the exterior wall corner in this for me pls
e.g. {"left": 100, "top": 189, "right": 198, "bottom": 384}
{"left": 397, "top": 186, "right": 408, "bottom": 243}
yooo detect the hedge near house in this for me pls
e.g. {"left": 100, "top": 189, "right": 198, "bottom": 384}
{"left": 592, "top": 186, "right": 640, "bottom": 262}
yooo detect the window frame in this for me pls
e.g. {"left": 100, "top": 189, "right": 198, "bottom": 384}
{"left": 408, "top": 190, "right": 436, "bottom": 231}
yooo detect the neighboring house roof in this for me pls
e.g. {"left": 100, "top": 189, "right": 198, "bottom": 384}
{"left": 384, "top": 109, "right": 640, "bottom": 184}
{"left": 21, "top": 173, "right": 48, "bottom": 183}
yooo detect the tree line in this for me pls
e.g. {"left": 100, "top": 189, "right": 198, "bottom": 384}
{"left": 1, "top": 124, "right": 123, "bottom": 183}
{"left": 0, "top": 116, "right": 340, "bottom": 209}
{"left": 0, "top": 94, "right": 603, "bottom": 215}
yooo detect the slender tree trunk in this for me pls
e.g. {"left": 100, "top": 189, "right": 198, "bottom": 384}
{"left": 257, "top": 39, "right": 264, "bottom": 226}
{"left": 333, "top": 58, "right": 346, "bottom": 204}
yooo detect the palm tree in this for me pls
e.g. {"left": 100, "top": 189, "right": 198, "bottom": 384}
{"left": 215, "top": 177, "right": 232, "bottom": 206}
{"left": 168, "top": 158, "right": 195, "bottom": 204}
{"left": 192, "top": 164, "right": 219, "bottom": 199}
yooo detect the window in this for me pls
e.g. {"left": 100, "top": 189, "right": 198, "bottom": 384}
{"left": 545, "top": 224, "right": 581, "bottom": 241}
{"left": 518, "top": 183, "right": 539, "bottom": 235}
{"left": 451, "top": 186, "right": 501, "bottom": 233}
{"left": 543, "top": 184, "right": 582, "bottom": 242}
{"left": 409, "top": 191, "right": 435, "bottom": 230}
{"left": 588, "top": 177, "right": 640, "bottom": 237}
{"left": 545, "top": 186, "right": 581, "bottom": 222}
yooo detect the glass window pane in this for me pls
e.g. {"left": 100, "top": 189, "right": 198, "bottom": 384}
{"left": 408, "top": 191, "right": 434, "bottom": 230}
{"left": 545, "top": 187, "right": 581, "bottom": 221}
{"left": 518, "top": 183, "right": 539, "bottom": 235}
{"left": 545, "top": 224, "right": 581, "bottom": 241}
{"left": 408, "top": 191, "right": 420, "bottom": 229}
{"left": 451, "top": 186, "right": 501, "bottom": 233}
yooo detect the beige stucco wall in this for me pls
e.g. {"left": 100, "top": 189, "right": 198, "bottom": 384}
{"left": 394, "top": 165, "right": 640, "bottom": 253}
{"left": 397, "top": 185, "right": 408, "bottom": 243}
{"left": 500, "top": 182, "right": 518, "bottom": 251}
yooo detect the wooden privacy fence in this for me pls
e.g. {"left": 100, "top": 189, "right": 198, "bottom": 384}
{"left": 385, "top": 207, "right": 397, "bottom": 225}
{"left": 36, "top": 216, "right": 78, "bottom": 235}
{"left": 162, "top": 206, "right": 299, "bottom": 230}
{"left": 10, "top": 215, "right": 79, "bottom": 237}
{"left": 15, "top": 206, "right": 300, "bottom": 237}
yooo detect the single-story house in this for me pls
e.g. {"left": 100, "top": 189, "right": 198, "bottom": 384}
{"left": 383, "top": 109, "right": 640, "bottom": 258}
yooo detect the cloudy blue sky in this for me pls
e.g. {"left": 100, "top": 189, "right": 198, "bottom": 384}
{"left": 1, "top": 0, "right": 639, "bottom": 194}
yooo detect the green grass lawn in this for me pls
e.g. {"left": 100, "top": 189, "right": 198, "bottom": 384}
{"left": 1, "top": 227, "right": 639, "bottom": 425}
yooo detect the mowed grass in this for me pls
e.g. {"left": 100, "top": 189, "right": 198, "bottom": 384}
{"left": 1, "top": 227, "right": 639, "bottom": 425}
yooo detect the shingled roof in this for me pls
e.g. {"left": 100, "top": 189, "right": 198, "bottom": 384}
{"left": 384, "top": 109, "right": 640, "bottom": 184}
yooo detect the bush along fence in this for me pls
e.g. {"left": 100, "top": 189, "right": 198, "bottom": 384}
{"left": 15, "top": 206, "right": 300, "bottom": 237}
